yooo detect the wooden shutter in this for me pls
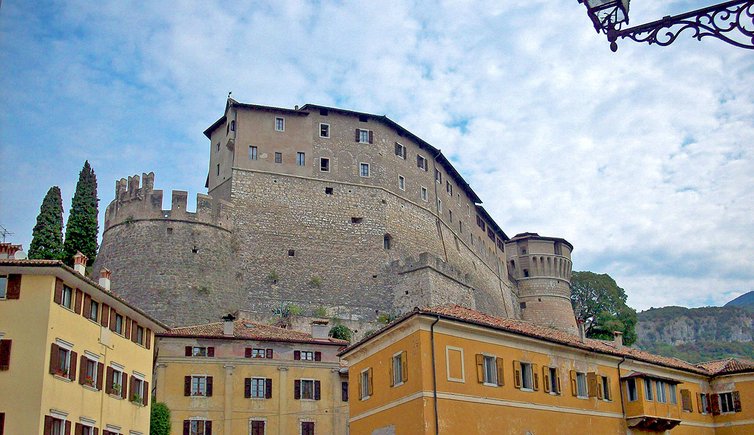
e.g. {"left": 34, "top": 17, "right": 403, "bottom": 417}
{"left": 401, "top": 351, "right": 408, "bottom": 383}
{"left": 475, "top": 354, "right": 484, "bottom": 383}
{"left": 0, "top": 340, "right": 11, "bottom": 371}
{"left": 604, "top": 377, "right": 611, "bottom": 401}
{"left": 206, "top": 376, "right": 213, "bottom": 397}
{"left": 205, "top": 421, "right": 212, "bottom": 435}
{"left": 65, "top": 420, "right": 71, "bottom": 435}
{"left": 496, "top": 357, "right": 504, "bottom": 386}
{"left": 69, "top": 351, "right": 77, "bottom": 381}
{"left": 587, "top": 372, "right": 598, "bottom": 398}
{"left": 513, "top": 360, "right": 522, "bottom": 389}
{"left": 733, "top": 391, "right": 742, "bottom": 412}
{"left": 354, "top": 129, "right": 360, "bottom": 142}
{"left": 44, "top": 415, "right": 54, "bottom": 435}
{"left": 389, "top": 356, "right": 394, "bottom": 387}
{"left": 314, "top": 380, "right": 321, "bottom": 400}
{"left": 54, "top": 278, "right": 64, "bottom": 304}
{"left": 106, "top": 367, "right": 114, "bottom": 394}
{"left": 75, "top": 422, "right": 83, "bottom": 435}
{"left": 570, "top": 370, "right": 577, "bottom": 396}
{"left": 122, "top": 373, "right": 128, "bottom": 399}
{"left": 555, "top": 368, "right": 562, "bottom": 394}
{"left": 244, "top": 378, "right": 251, "bottom": 398}
{"left": 125, "top": 318, "right": 132, "bottom": 341}
{"left": 294, "top": 380, "right": 301, "bottom": 399}
{"left": 245, "top": 348, "right": 252, "bottom": 358}
{"left": 100, "top": 304, "right": 109, "bottom": 327}
{"left": 358, "top": 372, "right": 362, "bottom": 400}
{"left": 681, "top": 389, "right": 692, "bottom": 411}
{"left": 532, "top": 364, "right": 539, "bottom": 391}
{"left": 184, "top": 376, "right": 191, "bottom": 396}
{"left": 145, "top": 328, "right": 152, "bottom": 350}
{"left": 711, "top": 393, "right": 721, "bottom": 415}
{"left": 207, "top": 347, "right": 215, "bottom": 357}
{"left": 185, "top": 346, "right": 192, "bottom": 357}
{"left": 183, "top": 420, "right": 190, "bottom": 435}
{"left": 93, "top": 427, "right": 98, "bottom": 435}
{"left": 368, "top": 130, "right": 374, "bottom": 144}
{"left": 109, "top": 309, "right": 116, "bottom": 332}
{"left": 266, "top": 348, "right": 273, "bottom": 359}
{"left": 342, "top": 381, "right": 349, "bottom": 402}
{"left": 265, "top": 378, "right": 273, "bottom": 399}
{"left": 314, "top": 351, "right": 322, "bottom": 361}
{"left": 74, "top": 289, "right": 83, "bottom": 314}
{"left": 130, "top": 376, "right": 137, "bottom": 402}
{"left": 294, "top": 350, "right": 301, "bottom": 360}
{"left": 78, "top": 355, "right": 86, "bottom": 385}
{"left": 143, "top": 381, "right": 149, "bottom": 405}
{"left": 130, "top": 321, "right": 138, "bottom": 343}
{"left": 368, "top": 368, "right": 374, "bottom": 396}
{"left": 6, "top": 274, "right": 21, "bottom": 299}
{"left": 596, "top": 376, "right": 604, "bottom": 400}
{"left": 543, "top": 366, "right": 551, "bottom": 393}
{"left": 49, "top": 343, "right": 59, "bottom": 374}
{"left": 83, "top": 294, "right": 92, "bottom": 319}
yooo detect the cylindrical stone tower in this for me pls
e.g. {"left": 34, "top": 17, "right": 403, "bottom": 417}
{"left": 505, "top": 233, "right": 578, "bottom": 335}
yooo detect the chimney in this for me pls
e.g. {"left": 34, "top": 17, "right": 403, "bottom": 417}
{"left": 222, "top": 314, "right": 236, "bottom": 337}
{"left": 99, "top": 268, "right": 112, "bottom": 291}
{"left": 613, "top": 331, "right": 624, "bottom": 348}
{"left": 311, "top": 319, "right": 329, "bottom": 340}
{"left": 73, "top": 251, "right": 88, "bottom": 275}
{"left": 577, "top": 319, "right": 585, "bottom": 342}
{"left": 0, "top": 243, "right": 22, "bottom": 259}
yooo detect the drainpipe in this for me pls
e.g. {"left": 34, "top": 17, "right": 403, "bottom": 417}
{"left": 430, "top": 315, "right": 441, "bottom": 435}
{"left": 618, "top": 356, "right": 627, "bottom": 418}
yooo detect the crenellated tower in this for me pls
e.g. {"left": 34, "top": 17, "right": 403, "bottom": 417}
{"left": 505, "top": 233, "right": 578, "bottom": 335}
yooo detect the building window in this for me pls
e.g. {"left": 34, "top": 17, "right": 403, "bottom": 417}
{"left": 216, "top": 164, "right": 220, "bottom": 176}
{"left": 360, "top": 369, "right": 372, "bottom": 400}
{"left": 320, "top": 158, "right": 330, "bottom": 172}
{"left": 79, "top": 424, "right": 95, "bottom": 435}
{"left": 391, "top": 351, "right": 407, "bottom": 386}
{"left": 47, "top": 416, "right": 66, "bottom": 435}
{"left": 437, "top": 199, "right": 442, "bottom": 213}
{"left": 186, "top": 346, "right": 214, "bottom": 357}
{"left": 700, "top": 392, "right": 710, "bottom": 413}
{"left": 131, "top": 376, "right": 145, "bottom": 404}
{"left": 110, "top": 367, "right": 124, "bottom": 397}
{"left": 383, "top": 234, "right": 392, "bottom": 250}
{"left": 298, "top": 350, "right": 315, "bottom": 361}
{"left": 668, "top": 384, "right": 677, "bottom": 404}
{"left": 0, "top": 339, "right": 11, "bottom": 371}
{"left": 249, "top": 146, "right": 258, "bottom": 160}
{"left": 114, "top": 314, "right": 124, "bottom": 335}
{"left": 481, "top": 355, "right": 499, "bottom": 386}
{"left": 656, "top": 380, "right": 667, "bottom": 403}
{"left": 186, "top": 420, "right": 212, "bottom": 435}
{"left": 520, "top": 362, "right": 534, "bottom": 390}
{"left": 359, "top": 163, "right": 370, "bottom": 177}
{"left": 601, "top": 375, "right": 611, "bottom": 401}
{"left": 644, "top": 378, "right": 654, "bottom": 401}
{"left": 356, "top": 129, "right": 372, "bottom": 144}
{"left": 297, "top": 152, "right": 306, "bottom": 166}
{"left": 250, "top": 378, "right": 267, "bottom": 398}
{"left": 216, "top": 142, "right": 220, "bottom": 152}
{"left": 275, "top": 117, "right": 285, "bottom": 131}
{"left": 416, "top": 154, "right": 427, "bottom": 171}
{"left": 246, "top": 348, "right": 273, "bottom": 359}
{"left": 274, "top": 152, "right": 282, "bottom": 164}
{"left": 250, "top": 420, "right": 265, "bottom": 435}
{"left": 395, "top": 142, "right": 406, "bottom": 159}
{"left": 135, "top": 326, "right": 144, "bottom": 345}
{"left": 435, "top": 169, "right": 442, "bottom": 184}
{"left": 398, "top": 175, "right": 405, "bottom": 191}
{"left": 576, "top": 372, "right": 588, "bottom": 398}
{"left": 324, "top": 187, "right": 333, "bottom": 195}
{"left": 420, "top": 187, "right": 428, "bottom": 202}
{"left": 52, "top": 344, "right": 72, "bottom": 378}
{"left": 446, "top": 181, "right": 453, "bottom": 195}
{"left": 0, "top": 275, "right": 6, "bottom": 298}
{"left": 547, "top": 367, "right": 560, "bottom": 394}
{"left": 61, "top": 285, "right": 73, "bottom": 309}
{"left": 297, "top": 379, "right": 318, "bottom": 400}
{"left": 319, "top": 123, "right": 330, "bottom": 138}
{"left": 83, "top": 357, "right": 98, "bottom": 387}
{"left": 720, "top": 392, "right": 738, "bottom": 413}
{"left": 190, "top": 376, "right": 208, "bottom": 396}
{"left": 448, "top": 209, "right": 453, "bottom": 222}
{"left": 476, "top": 215, "right": 485, "bottom": 231}
{"left": 301, "top": 422, "right": 315, "bottom": 435}
{"left": 626, "top": 378, "right": 638, "bottom": 401}
{"left": 341, "top": 381, "right": 349, "bottom": 401}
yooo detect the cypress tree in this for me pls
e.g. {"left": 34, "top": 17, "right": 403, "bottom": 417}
{"left": 63, "top": 161, "right": 99, "bottom": 266}
{"left": 28, "top": 186, "right": 65, "bottom": 260}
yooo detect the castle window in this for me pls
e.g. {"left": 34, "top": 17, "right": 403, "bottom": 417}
{"left": 319, "top": 108, "right": 328, "bottom": 116}
{"left": 435, "top": 169, "right": 442, "bottom": 184}
{"left": 296, "top": 152, "right": 306, "bottom": 166}
{"left": 288, "top": 250, "right": 295, "bottom": 257}
{"left": 523, "top": 269, "right": 529, "bottom": 277}
{"left": 459, "top": 221, "right": 463, "bottom": 233}
{"left": 351, "top": 217, "right": 363, "bottom": 224}
{"left": 488, "top": 228, "right": 495, "bottom": 241}
{"left": 421, "top": 187, "right": 428, "bottom": 202}
{"left": 356, "top": 129, "right": 373, "bottom": 144}
{"left": 274, "top": 152, "right": 282, "bottom": 164}
{"left": 216, "top": 164, "right": 220, "bottom": 176}
{"left": 416, "top": 155, "right": 427, "bottom": 171}
{"left": 230, "top": 120, "right": 235, "bottom": 132}
{"left": 398, "top": 175, "right": 405, "bottom": 191}
{"left": 476, "top": 215, "right": 485, "bottom": 231}
{"left": 319, "top": 123, "right": 330, "bottom": 138}
{"left": 554, "top": 242, "right": 562, "bottom": 255}
{"left": 275, "top": 117, "right": 285, "bottom": 131}
{"left": 383, "top": 234, "right": 392, "bottom": 250}
{"left": 395, "top": 143, "right": 406, "bottom": 159}
{"left": 359, "top": 163, "right": 370, "bottom": 177}
{"left": 446, "top": 181, "right": 453, "bottom": 195}
{"left": 437, "top": 199, "right": 442, "bottom": 213}
{"left": 325, "top": 187, "right": 333, "bottom": 195}
{"left": 320, "top": 158, "right": 330, "bottom": 172}
{"left": 449, "top": 209, "right": 452, "bottom": 222}
{"left": 216, "top": 142, "right": 220, "bottom": 152}
{"left": 249, "top": 146, "right": 258, "bottom": 160}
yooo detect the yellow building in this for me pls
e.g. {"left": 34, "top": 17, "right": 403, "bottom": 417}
{"left": 154, "top": 314, "right": 349, "bottom": 435}
{"left": 340, "top": 305, "right": 754, "bottom": 435}
{"left": 0, "top": 254, "right": 166, "bottom": 435}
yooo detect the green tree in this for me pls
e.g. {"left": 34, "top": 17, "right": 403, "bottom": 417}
{"left": 150, "top": 402, "right": 171, "bottom": 435}
{"left": 63, "top": 161, "right": 99, "bottom": 266}
{"left": 570, "top": 271, "right": 638, "bottom": 345}
{"left": 329, "top": 324, "right": 353, "bottom": 342}
{"left": 28, "top": 186, "right": 65, "bottom": 260}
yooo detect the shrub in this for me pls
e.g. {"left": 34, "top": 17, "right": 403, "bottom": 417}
{"left": 150, "top": 402, "right": 171, "bottom": 435}
{"left": 329, "top": 324, "right": 353, "bottom": 342}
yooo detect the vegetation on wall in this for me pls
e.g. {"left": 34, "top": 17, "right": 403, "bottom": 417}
{"left": 329, "top": 324, "right": 353, "bottom": 342}
{"left": 28, "top": 186, "right": 65, "bottom": 260}
{"left": 570, "top": 271, "right": 638, "bottom": 345}
{"left": 63, "top": 160, "right": 99, "bottom": 266}
{"left": 150, "top": 402, "right": 171, "bottom": 435}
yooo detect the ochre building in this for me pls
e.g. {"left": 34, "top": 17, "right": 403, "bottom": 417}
{"left": 0, "top": 254, "right": 166, "bottom": 435}
{"left": 154, "top": 315, "right": 348, "bottom": 435}
{"left": 340, "top": 305, "right": 754, "bottom": 435}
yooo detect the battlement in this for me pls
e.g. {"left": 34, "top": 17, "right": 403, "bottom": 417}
{"left": 103, "top": 172, "right": 234, "bottom": 232}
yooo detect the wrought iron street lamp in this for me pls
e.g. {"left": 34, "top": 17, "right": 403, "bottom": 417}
{"left": 577, "top": 0, "right": 754, "bottom": 51}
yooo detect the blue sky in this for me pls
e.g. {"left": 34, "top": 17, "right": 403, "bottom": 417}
{"left": 1, "top": 1, "right": 753, "bottom": 311}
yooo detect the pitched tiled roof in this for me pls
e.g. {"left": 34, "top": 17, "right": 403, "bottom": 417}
{"left": 158, "top": 319, "right": 348, "bottom": 346}
{"left": 341, "top": 304, "right": 707, "bottom": 375}
{"left": 697, "top": 358, "right": 754, "bottom": 375}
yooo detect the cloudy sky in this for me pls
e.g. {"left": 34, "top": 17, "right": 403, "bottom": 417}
{"left": 1, "top": 1, "right": 752, "bottom": 311}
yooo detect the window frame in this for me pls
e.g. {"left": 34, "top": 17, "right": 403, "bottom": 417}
{"left": 319, "top": 157, "right": 330, "bottom": 172}
{"left": 274, "top": 152, "right": 282, "bottom": 164}
{"left": 131, "top": 375, "right": 145, "bottom": 404}
{"left": 394, "top": 142, "right": 406, "bottom": 159}
{"left": 250, "top": 419, "right": 266, "bottom": 435}
{"left": 319, "top": 123, "right": 330, "bottom": 138}
{"left": 88, "top": 300, "right": 99, "bottom": 322}
{"left": 189, "top": 419, "right": 211, "bottom": 435}
{"left": 249, "top": 146, "right": 258, "bottom": 160}
{"left": 576, "top": 372, "right": 588, "bottom": 398}
{"left": 700, "top": 392, "right": 710, "bottom": 414}
{"left": 111, "top": 366, "right": 124, "bottom": 397}
{"left": 548, "top": 367, "right": 560, "bottom": 395}
{"left": 275, "top": 117, "right": 285, "bottom": 132}
{"left": 520, "top": 362, "right": 533, "bottom": 391}
{"left": 296, "top": 152, "right": 306, "bottom": 167}
{"left": 61, "top": 285, "right": 73, "bottom": 309}
{"left": 300, "top": 379, "right": 315, "bottom": 400}
{"left": 250, "top": 377, "right": 267, "bottom": 399}
{"left": 359, "top": 162, "right": 370, "bottom": 178}
{"left": 114, "top": 314, "right": 124, "bottom": 335}
{"left": 417, "top": 154, "right": 427, "bottom": 171}
{"left": 627, "top": 378, "right": 638, "bottom": 402}
{"left": 482, "top": 355, "right": 497, "bottom": 386}
{"left": 360, "top": 369, "right": 371, "bottom": 400}
{"left": 83, "top": 356, "right": 98, "bottom": 388}
{"left": 301, "top": 421, "right": 315, "bottom": 435}
{"left": 391, "top": 351, "right": 404, "bottom": 387}
{"left": 420, "top": 186, "right": 428, "bottom": 202}
{"left": 0, "top": 275, "right": 7, "bottom": 299}
{"left": 398, "top": 175, "right": 405, "bottom": 191}
{"left": 357, "top": 129, "right": 370, "bottom": 144}
{"left": 656, "top": 380, "right": 667, "bottom": 403}
{"left": 644, "top": 378, "right": 654, "bottom": 401}
{"left": 720, "top": 392, "right": 735, "bottom": 413}
{"left": 190, "top": 375, "right": 209, "bottom": 397}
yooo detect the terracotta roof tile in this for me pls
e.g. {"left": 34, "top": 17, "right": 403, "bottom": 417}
{"left": 158, "top": 319, "right": 348, "bottom": 346}
{"left": 697, "top": 358, "right": 754, "bottom": 375}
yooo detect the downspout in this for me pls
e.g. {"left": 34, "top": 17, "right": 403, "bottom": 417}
{"left": 617, "top": 356, "right": 627, "bottom": 418}
{"left": 430, "top": 315, "right": 441, "bottom": 435}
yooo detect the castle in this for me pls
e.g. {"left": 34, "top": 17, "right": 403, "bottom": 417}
{"left": 93, "top": 99, "right": 578, "bottom": 336}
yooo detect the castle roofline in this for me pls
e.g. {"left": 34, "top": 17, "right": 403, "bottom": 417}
{"left": 340, "top": 305, "right": 711, "bottom": 377}
{"left": 203, "top": 99, "right": 309, "bottom": 138}
{"left": 508, "top": 232, "right": 573, "bottom": 251}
